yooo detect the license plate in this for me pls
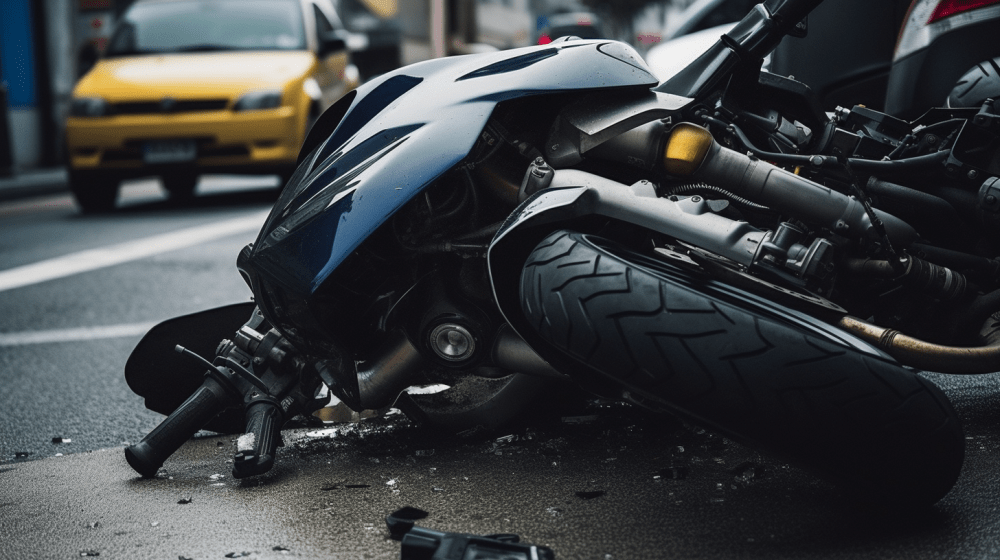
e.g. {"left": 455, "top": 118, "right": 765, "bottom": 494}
{"left": 143, "top": 140, "right": 196, "bottom": 164}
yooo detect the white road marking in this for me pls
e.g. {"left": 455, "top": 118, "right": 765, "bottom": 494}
{"left": 0, "top": 321, "right": 158, "bottom": 346}
{"left": 0, "top": 211, "right": 269, "bottom": 293}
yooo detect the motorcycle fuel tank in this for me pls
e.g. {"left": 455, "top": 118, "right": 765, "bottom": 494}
{"left": 241, "top": 40, "right": 658, "bottom": 343}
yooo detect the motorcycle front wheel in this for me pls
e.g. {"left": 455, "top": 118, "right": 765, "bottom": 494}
{"left": 519, "top": 230, "right": 964, "bottom": 506}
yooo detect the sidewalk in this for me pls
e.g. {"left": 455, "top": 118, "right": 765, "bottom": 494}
{"left": 0, "top": 167, "right": 68, "bottom": 202}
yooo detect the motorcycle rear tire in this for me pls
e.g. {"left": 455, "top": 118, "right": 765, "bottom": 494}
{"left": 519, "top": 230, "right": 964, "bottom": 506}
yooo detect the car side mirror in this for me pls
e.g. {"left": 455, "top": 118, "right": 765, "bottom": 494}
{"left": 318, "top": 31, "right": 348, "bottom": 57}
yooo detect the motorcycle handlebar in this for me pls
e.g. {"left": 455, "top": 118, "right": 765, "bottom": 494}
{"left": 232, "top": 401, "right": 283, "bottom": 479}
{"left": 125, "top": 375, "right": 239, "bottom": 478}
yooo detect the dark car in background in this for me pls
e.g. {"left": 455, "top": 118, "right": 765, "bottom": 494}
{"left": 336, "top": 0, "right": 401, "bottom": 81}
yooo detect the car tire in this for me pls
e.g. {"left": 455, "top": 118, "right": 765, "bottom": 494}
{"left": 69, "top": 169, "right": 119, "bottom": 214}
{"left": 162, "top": 171, "right": 198, "bottom": 200}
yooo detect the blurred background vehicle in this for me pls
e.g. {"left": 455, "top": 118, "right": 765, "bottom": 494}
{"left": 658, "top": 0, "right": 755, "bottom": 41}
{"left": 534, "top": 11, "right": 606, "bottom": 44}
{"left": 645, "top": 0, "right": 1000, "bottom": 117}
{"left": 336, "top": 0, "right": 402, "bottom": 81}
{"left": 63, "top": 0, "right": 359, "bottom": 213}
{"left": 886, "top": 0, "right": 1000, "bottom": 118}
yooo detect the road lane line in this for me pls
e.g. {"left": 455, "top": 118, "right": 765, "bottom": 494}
{"left": 0, "top": 211, "right": 268, "bottom": 293}
{"left": 0, "top": 322, "right": 158, "bottom": 346}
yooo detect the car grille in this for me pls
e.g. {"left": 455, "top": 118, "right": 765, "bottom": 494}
{"left": 110, "top": 99, "right": 229, "bottom": 115}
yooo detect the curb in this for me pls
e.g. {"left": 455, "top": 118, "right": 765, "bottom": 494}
{"left": 0, "top": 169, "right": 69, "bottom": 202}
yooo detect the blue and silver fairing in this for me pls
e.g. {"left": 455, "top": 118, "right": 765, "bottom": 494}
{"left": 241, "top": 40, "right": 658, "bottom": 347}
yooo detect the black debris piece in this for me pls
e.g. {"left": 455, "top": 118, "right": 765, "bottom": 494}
{"left": 224, "top": 553, "right": 251, "bottom": 558}
{"left": 390, "top": 523, "right": 556, "bottom": 560}
{"left": 79, "top": 550, "right": 100, "bottom": 557}
{"left": 344, "top": 484, "right": 370, "bottom": 489}
{"left": 657, "top": 465, "right": 689, "bottom": 480}
{"left": 272, "top": 545, "right": 291, "bottom": 552}
{"left": 732, "top": 462, "right": 766, "bottom": 485}
{"left": 561, "top": 415, "right": 598, "bottom": 424}
{"left": 177, "top": 497, "right": 192, "bottom": 505}
{"left": 52, "top": 437, "right": 69, "bottom": 444}
{"left": 574, "top": 490, "right": 606, "bottom": 500}
{"left": 387, "top": 506, "right": 431, "bottom": 538}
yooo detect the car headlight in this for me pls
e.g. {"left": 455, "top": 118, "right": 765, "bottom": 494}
{"left": 70, "top": 97, "right": 110, "bottom": 117}
{"left": 233, "top": 90, "right": 284, "bottom": 112}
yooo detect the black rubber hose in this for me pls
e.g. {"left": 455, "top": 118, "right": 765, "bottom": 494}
{"left": 664, "top": 182, "right": 770, "bottom": 211}
{"left": 701, "top": 114, "right": 950, "bottom": 171}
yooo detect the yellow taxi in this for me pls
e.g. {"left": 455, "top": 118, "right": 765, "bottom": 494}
{"left": 65, "top": 0, "right": 359, "bottom": 212}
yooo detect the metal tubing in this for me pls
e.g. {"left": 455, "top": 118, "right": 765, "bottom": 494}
{"left": 492, "top": 326, "right": 568, "bottom": 379}
{"left": 356, "top": 331, "right": 427, "bottom": 409}
{"left": 837, "top": 315, "right": 1000, "bottom": 374}
{"left": 695, "top": 141, "right": 918, "bottom": 246}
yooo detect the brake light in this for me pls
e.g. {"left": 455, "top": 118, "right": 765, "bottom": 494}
{"left": 928, "top": 0, "right": 1000, "bottom": 22}
{"left": 537, "top": 34, "right": 552, "bottom": 45}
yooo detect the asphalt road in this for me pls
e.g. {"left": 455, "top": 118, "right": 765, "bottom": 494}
{"left": 5, "top": 177, "right": 1000, "bottom": 559}
{"left": 0, "top": 176, "right": 276, "bottom": 462}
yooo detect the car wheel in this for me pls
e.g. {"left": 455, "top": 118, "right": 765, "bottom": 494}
{"left": 162, "top": 172, "right": 198, "bottom": 200}
{"left": 69, "top": 169, "right": 119, "bottom": 214}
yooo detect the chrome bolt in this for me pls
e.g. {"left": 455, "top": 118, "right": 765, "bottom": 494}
{"left": 429, "top": 324, "right": 475, "bottom": 362}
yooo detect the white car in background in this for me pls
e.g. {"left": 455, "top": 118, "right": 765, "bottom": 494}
{"left": 644, "top": 23, "right": 736, "bottom": 82}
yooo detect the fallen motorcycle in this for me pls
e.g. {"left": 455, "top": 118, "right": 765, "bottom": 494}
{"left": 125, "top": 0, "right": 1000, "bottom": 506}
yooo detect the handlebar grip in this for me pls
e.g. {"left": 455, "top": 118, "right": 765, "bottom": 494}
{"left": 232, "top": 401, "right": 283, "bottom": 479}
{"left": 125, "top": 376, "right": 237, "bottom": 478}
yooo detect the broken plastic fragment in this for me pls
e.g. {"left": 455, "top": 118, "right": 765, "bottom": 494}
{"left": 209, "top": 473, "right": 224, "bottom": 480}
{"left": 79, "top": 550, "right": 100, "bottom": 557}
{"left": 386, "top": 479, "right": 398, "bottom": 486}
{"left": 52, "top": 437, "right": 71, "bottom": 443}
{"left": 177, "top": 497, "right": 192, "bottom": 505}
{"left": 306, "top": 428, "right": 338, "bottom": 438}
{"left": 433, "top": 487, "right": 444, "bottom": 492}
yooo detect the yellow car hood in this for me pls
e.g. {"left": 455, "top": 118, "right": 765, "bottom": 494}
{"left": 74, "top": 51, "right": 316, "bottom": 101}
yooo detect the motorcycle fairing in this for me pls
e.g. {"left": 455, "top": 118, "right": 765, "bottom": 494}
{"left": 244, "top": 41, "right": 658, "bottom": 300}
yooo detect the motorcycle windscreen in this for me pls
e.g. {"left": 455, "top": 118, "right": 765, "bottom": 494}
{"left": 245, "top": 40, "right": 658, "bottom": 301}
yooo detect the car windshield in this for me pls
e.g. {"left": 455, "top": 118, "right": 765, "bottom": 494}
{"left": 106, "top": 0, "right": 306, "bottom": 56}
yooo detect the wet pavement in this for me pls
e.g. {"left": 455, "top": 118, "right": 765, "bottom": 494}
{"left": 4, "top": 378, "right": 1000, "bottom": 560}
